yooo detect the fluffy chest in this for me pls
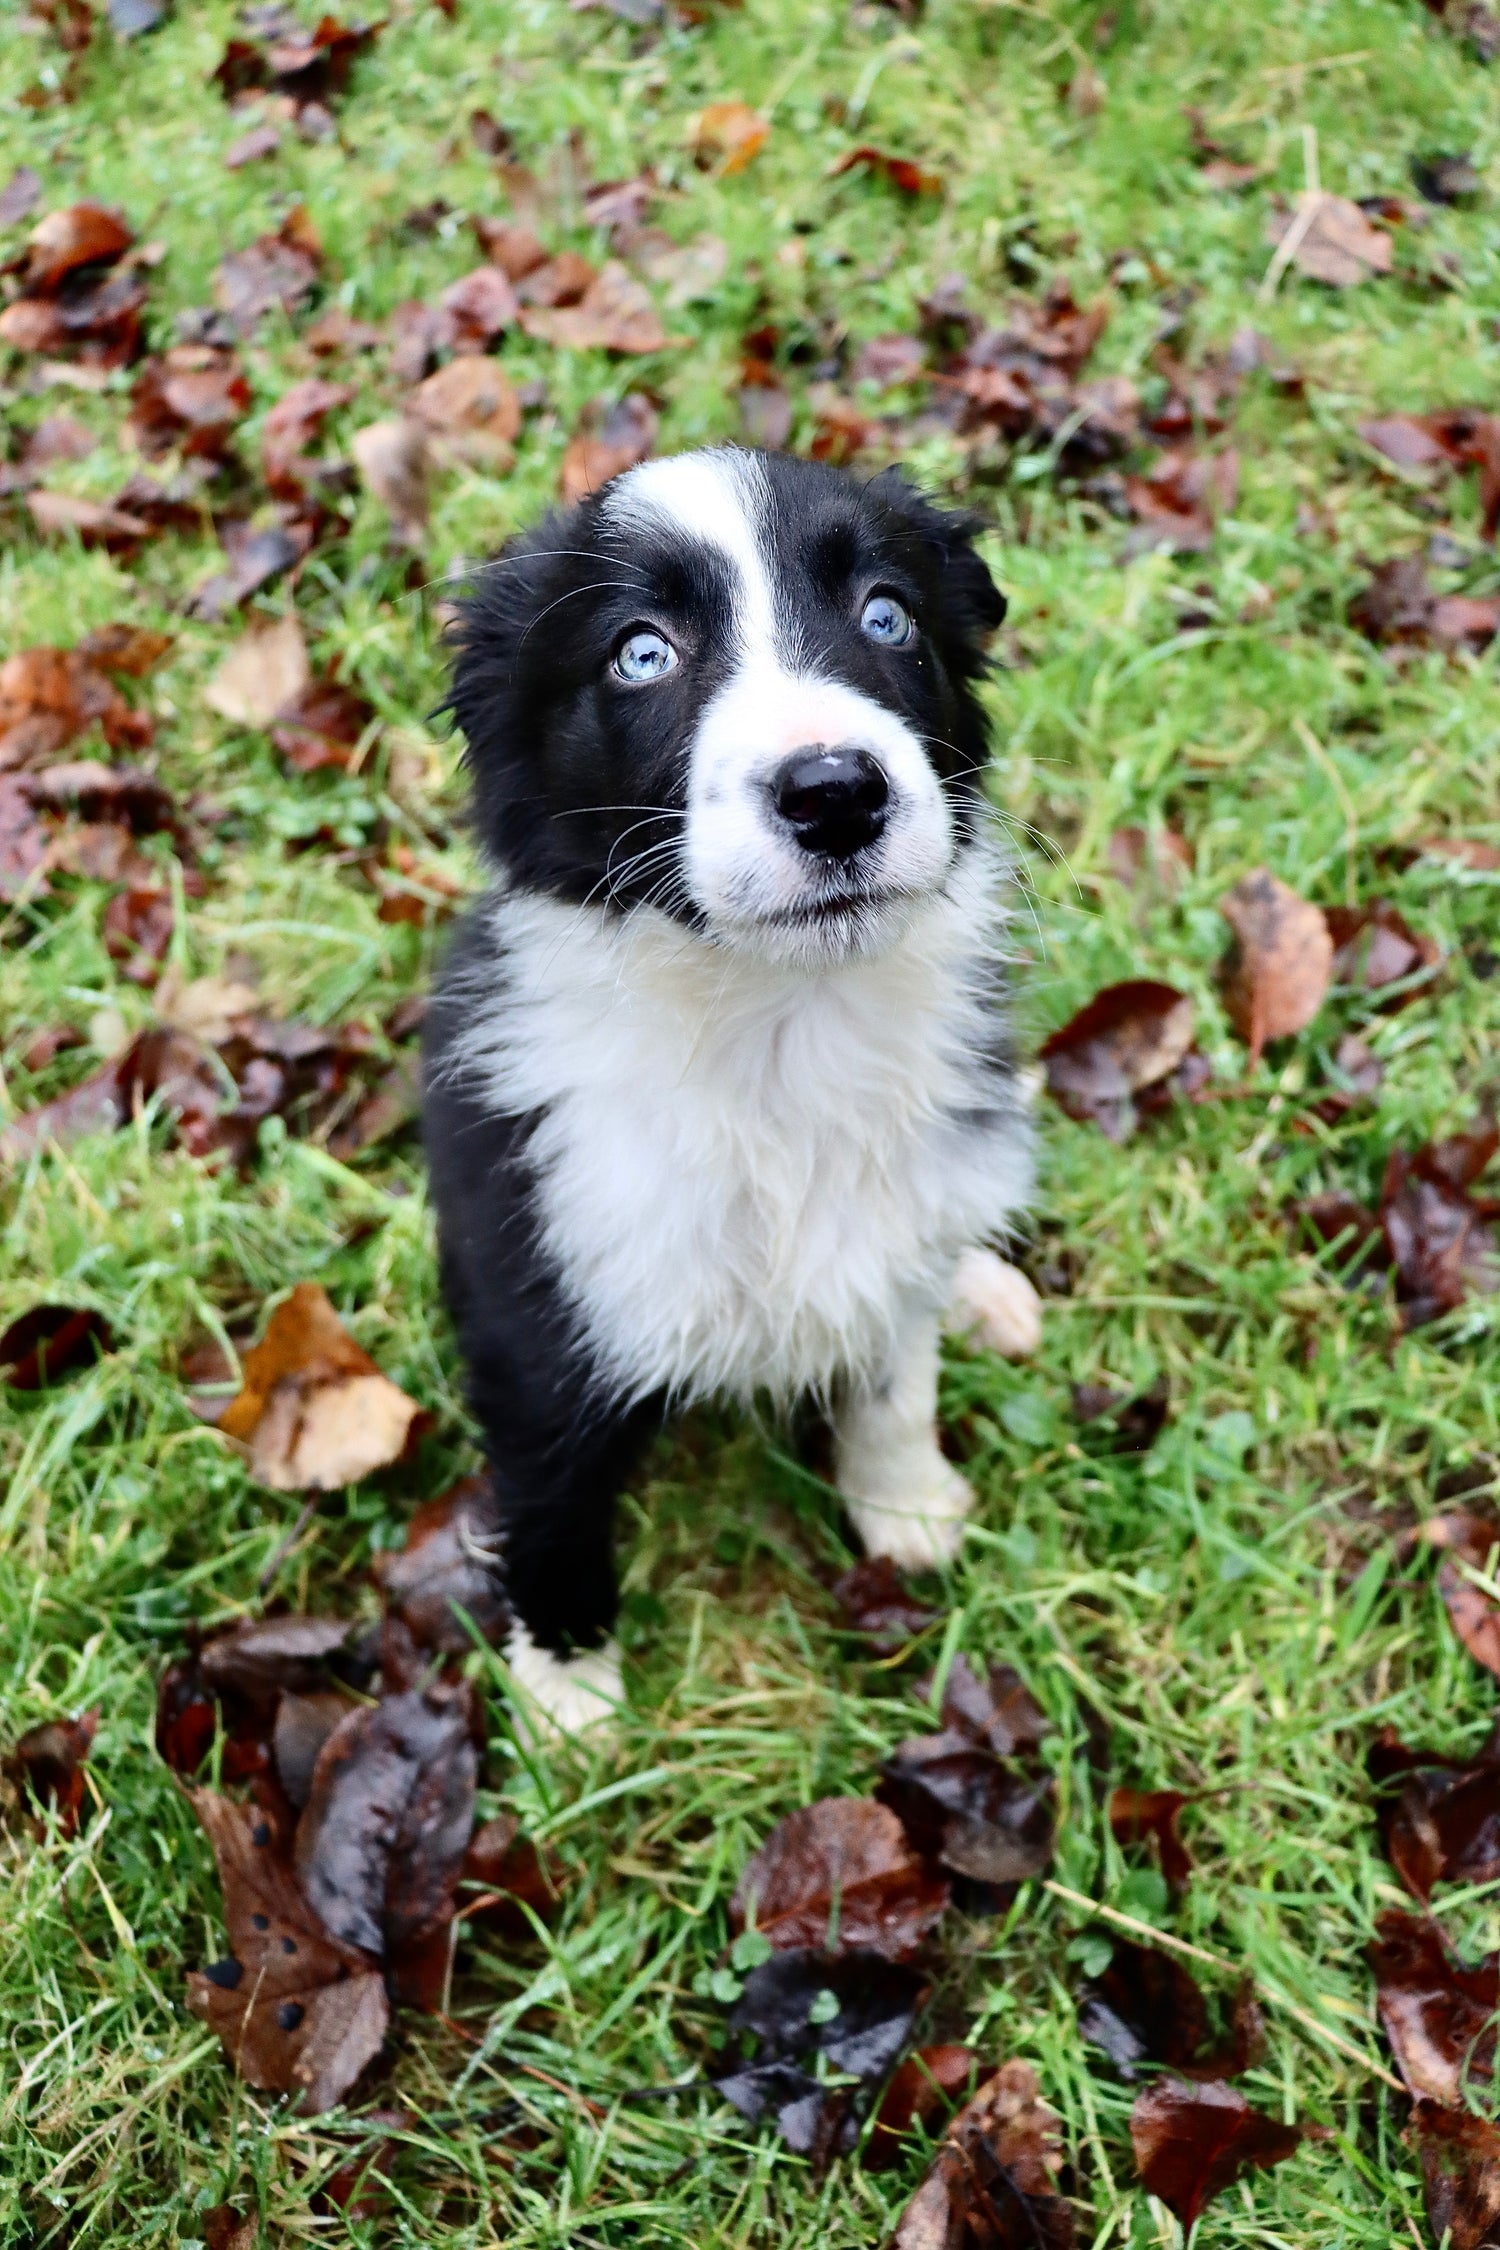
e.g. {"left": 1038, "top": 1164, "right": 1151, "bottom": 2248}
{"left": 465, "top": 874, "right": 1029, "bottom": 1404}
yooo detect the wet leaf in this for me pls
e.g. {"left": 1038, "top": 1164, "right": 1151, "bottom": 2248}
{"left": 1352, "top": 555, "right": 1500, "bottom": 652}
{"left": 273, "top": 1690, "right": 360, "bottom": 1808}
{"left": 1266, "top": 192, "right": 1393, "bottom": 286}
{"left": 560, "top": 391, "right": 658, "bottom": 502}
{"left": 1326, "top": 900, "right": 1441, "bottom": 997}
{"left": 406, "top": 353, "right": 520, "bottom": 469}
{"left": 262, "top": 375, "right": 352, "bottom": 499}
{"left": 1077, "top": 1939, "right": 1263, "bottom": 2080}
{"left": 730, "top": 1797, "right": 950, "bottom": 1961}
{"left": 1380, "top": 1131, "right": 1500, "bottom": 1330}
{"left": 716, "top": 1947, "right": 925, "bottom": 2160}
{"left": 213, "top": 207, "right": 322, "bottom": 337}
{"left": 831, "top": 1556, "right": 938, "bottom": 1652}
{"left": 1040, "top": 980, "right": 1197, "bottom": 1141}
{"left": 1071, "top": 1377, "right": 1171, "bottom": 1452}
{"left": 1130, "top": 2077, "right": 1302, "bottom": 2229}
{"left": 218, "top": 1281, "right": 424, "bottom": 1492}
{"left": 865, "top": 2044, "right": 977, "bottom": 2169}
{"left": 1411, "top": 2102, "right": 1500, "bottom": 2250}
{"left": 186, "top": 1787, "right": 389, "bottom": 2114}
{"left": 1218, "top": 869, "right": 1333, "bottom": 1066}
{"left": 204, "top": 615, "right": 311, "bottom": 728}
{"left": 893, "top": 2059, "right": 1073, "bottom": 2250}
{"left": 271, "top": 670, "right": 376, "bottom": 772}
{"left": 1370, "top": 1723, "right": 1500, "bottom": 1902}
{"left": 373, "top": 1472, "right": 509, "bottom": 1653}
{"left": 879, "top": 1731, "right": 1056, "bottom": 1886}
{"left": 520, "top": 261, "right": 669, "bottom": 352}
{"left": 829, "top": 146, "right": 943, "bottom": 196}
{"left": 8, "top": 1709, "right": 99, "bottom": 1836}
{"left": 126, "top": 344, "right": 250, "bottom": 460}
{"left": 459, "top": 1811, "right": 564, "bottom": 1934}
{"left": 295, "top": 1684, "right": 477, "bottom": 1971}
{"left": 1109, "top": 1787, "right": 1193, "bottom": 1884}
{"left": 693, "top": 101, "right": 769, "bottom": 174}
{"left": 1371, "top": 1908, "right": 1497, "bottom": 2104}
{"left": 938, "top": 1655, "right": 1051, "bottom": 1758}
{"left": 27, "top": 490, "right": 154, "bottom": 550}
{"left": 0, "top": 1302, "right": 114, "bottom": 1388}
{"left": 1122, "top": 447, "right": 1238, "bottom": 554}
{"left": 1411, "top": 151, "right": 1482, "bottom": 205}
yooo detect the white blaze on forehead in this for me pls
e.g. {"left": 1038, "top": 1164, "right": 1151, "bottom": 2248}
{"left": 602, "top": 447, "right": 782, "bottom": 664}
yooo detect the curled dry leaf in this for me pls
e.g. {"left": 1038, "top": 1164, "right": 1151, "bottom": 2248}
{"left": 0, "top": 1302, "right": 114, "bottom": 1387}
{"left": 8, "top": 1708, "right": 99, "bottom": 1836}
{"left": 1411, "top": 2102, "right": 1500, "bottom": 2250}
{"left": 730, "top": 1797, "right": 949, "bottom": 1961}
{"left": 693, "top": 101, "right": 769, "bottom": 174}
{"left": 1218, "top": 868, "right": 1332, "bottom": 1066}
{"left": 893, "top": 2059, "right": 1073, "bottom": 2250}
{"left": 1266, "top": 192, "right": 1394, "bottom": 286}
{"left": 1131, "top": 2077, "right": 1302, "bottom": 2230}
{"left": 560, "top": 392, "right": 658, "bottom": 502}
{"left": 1369, "top": 1723, "right": 1500, "bottom": 1901}
{"left": 1078, "top": 1939, "right": 1264, "bottom": 2081}
{"left": 1040, "top": 980, "right": 1197, "bottom": 1141}
{"left": 219, "top": 1281, "right": 424, "bottom": 1492}
{"left": 373, "top": 1473, "right": 509, "bottom": 1654}
{"left": 186, "top": 1788, "right": 389, "bottom": 2114}
{"left": 1371, "top": 1907, "right": 1497, "bottom": 2104}
{"left": 864, "top": 2044, "right": 976, "bottom": 2170}
{"left": 1109, "top": 1786, "right": 1192, "bottom": 1883}
{"left": 716, "top": 1947, "right": 925, "bottom": 2161}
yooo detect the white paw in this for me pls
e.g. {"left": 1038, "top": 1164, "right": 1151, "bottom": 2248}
{"left": 945, "top": 1247, "right": 1041, "bottom": 1360}
{"left": 844, "top": 1459, "right": 975, "bottom": 1571}
{"left": 506, "top": 1623, "right": 624, "bottom": 1742}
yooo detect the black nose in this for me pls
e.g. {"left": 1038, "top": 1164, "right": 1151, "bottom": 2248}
{"left": 772, "top": 746, "right": 890, "bottom": 859}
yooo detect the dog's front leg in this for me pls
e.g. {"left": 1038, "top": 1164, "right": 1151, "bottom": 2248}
{"left": 834, "top": 1293, "right": 974, "bottom": 1570}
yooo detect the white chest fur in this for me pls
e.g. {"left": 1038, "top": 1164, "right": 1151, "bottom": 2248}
{"left": 457, "top": 851, "right": 1031, "bottom": 1407}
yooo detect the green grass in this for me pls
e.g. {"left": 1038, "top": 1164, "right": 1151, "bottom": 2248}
{"left": 3, "top": 0, "right": 1500, "bottom": 2241}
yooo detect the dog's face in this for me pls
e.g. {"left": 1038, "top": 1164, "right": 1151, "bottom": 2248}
{"left": 451, "top": 448, "right": 1005, "bottom": 965}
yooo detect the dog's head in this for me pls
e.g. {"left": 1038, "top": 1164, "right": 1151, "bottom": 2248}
{"left": 450, "top": 447, "right": 1005, "bottom": 965}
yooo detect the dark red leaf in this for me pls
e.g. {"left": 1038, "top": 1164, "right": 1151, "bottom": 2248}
{"left": 1040, "top": 981, "right": 1196, "bottom": 1140}
{"left": 0, "top": 1303, "right": 114, "bottom": 1388}
{"left": 213, "top": 207, "right": 322, "bottom": 337}
{"left": 1353, "top": 554, "right": 1500, "bottom": 651}
{"left": 1411, "top": 2102, "right": 1500, "bottom": 2250}
{"left": 126, "top": 345, "right": 250, "bottom": 460}
{"left": 893, "top": 2060, "right": 1073, "bottom": 2249}
{"left": 831, "top": 1556, "right": 939, "bottom": 1652}
{"left": 1130, "top": 2077, "right": 1302, "bottom": 2230}
{"left": 102, "top": 884, "right": 173, "bottom": 984}
{"left": 864, "top": 2044, "right": 976, "bottom": 2169}
{"left": 372, "top": 1472, "right": 509, "bottom": 1653}
{"left": 730, "top": 1798, "right": 949, "bottom": 1961}
{"left": 270, "top": 672, "right": 374, "bottom": 771}
{"left": 9, "top": 1709, "right": 99, "bottom": 1835}
{"left": 1371, "top": 1907, "right": 1498, "bottom": 2104}
{"left": 1369, "top": 1724, "right": 1500, "bottom": 1901}
{"left": 1109, "top": 1786, "right": 1193, "bottom": 1883}
{"left": 459, "top": 1811, "right": 564, "bottom": 1934}
{"left": 829, "top": 146, "right": 944, "bottom": 196}
{"left": 1381, "top": 1135, "right": 1499, "bottom": 1330}
{"left": 1077, "top": 1939, "right": 1264, "bottom": 2080}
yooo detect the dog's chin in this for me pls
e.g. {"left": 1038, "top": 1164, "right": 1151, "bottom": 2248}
{"left": 702, "top": 882, "right": 931, "bottom": 969}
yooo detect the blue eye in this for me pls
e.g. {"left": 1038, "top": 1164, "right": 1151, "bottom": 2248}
{"left": 860, "top": 593, "right": 913, "bottom": 646}
{"left": 614, "top": 628, "right": 678, "bottom": 683}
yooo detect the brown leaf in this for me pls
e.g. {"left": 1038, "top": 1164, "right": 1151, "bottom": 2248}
{"left": 373, "top": 1472, "right": 509, "bottom": 1653}
{"left": 731, "top": 1798, "right": 950, "bottom": 1961}
{"left": 1072, "top": 1377, "right": 1171, "bottom": 1452}
{"left": 295, "top": 1685, "right": 477, "bottom": 1975}
{"left": 1417, "top": 835, "right": 1500, "bottom": 871}
{"left": 352, "top": 417, "right": 429, "bottom": 543}
{"left": 521, "top": 261, "right": 670, "bottom": 353}
{"left": 225, "top": 121, "right": 283, "bottom": 169}
{"left": 459, "top": 1811, "right": 565, "bottom": 1933}
{"left": 126, "top": 345, "right": 250, "bottom": 460}
{"left": 1078, "top": 1938, "right": 1263, "bottom": 2080}
{"left": 1370, "top": 1724, "right": 1500, "bottom": 1902}
{"left": 1131, "top": 2079, "right": 1302, "bottom": 2228}
{"left": 26, "top": 490, "right": 154, "bottom": 551}
{"left": 1326, "top": 900, "right": 1441, "bottom": 997}
{"left": 1123, "top": 447, "right": 1238, "bottom": 554}
{"left": 0, "top": 167, "right": 43, "bottom": 229}
{"left": 1109, "top": 1786, "right": 1192, "bottom": 1884}
{"left": 1381, "top": 1131, "right": 1500, "bottom": 1331}
{"left": 102, "top": 884, "right": 173, "bottom": 983}
{"left": 1353, "top": 553, "right": 1500, "bottom": 651}
{"left": 2, "top": 411, "right": 96, "bottom": 489}
{"left": 9, "top": 1709, "right": 98, "bottom": 1836}
{"left": 1218, "top": 869, "right": 1333, "bottom": 1066}
{"left": 205, "top": 615, "right": 311, "bottom": 728}
{"left": 271, "top": 671, "right": 376, "bottom": 772}
{"left": 406, "top": 353, "right": 520, "bottom": 469}
{"left": 831, "top": 1555, "right": 938, "bottom": 1652}
{"left": 0, "top": 643, "right": 147, "bottom": 775}
{"left": 693, "top": 101, "right": 769, "bottom": 174}
{"left": 1040, "top": 980, "right": 1197, "bottom": 1140}
{"left": 559, "top": 392, "right": 658, "bottom": 502}
{"left": 1372, "top": 1908, "right": 1498, "bottom": 2104}
{"left": 865, "top": 2045, "right": 977, "bottom": 2169}
{"left": 213, "top": 207, "right": 322, "bottom": 337}
{"left": 186, "top": 1787, "right": 389, "bottom": 2114}
{"left": 21, "top": 203, "right": 133, "bottom": 294}
{"left": 879, "top": 1731, "right": 1055, "bottom": 1888}
{"left": 893, "top": 2060, "right": 1073, "bottom": 2250}
{"left": 219, "top": 1281, "right": 424, "bottom": 1492}
{"left": 0, "top": 1303, "right": 114, "bottom": 1388}
{"left": 829, "top": 146, "right": 944, "bottom": 196}
{"left": 1107, "top": 824, "right": 1193, "bottom": 890}
{"left": 262, "top": 375, "right": 353, "bottom": 499}
{"left": 189, "top": 515, "right": 315, "bottom": 620}
{"left": 438, "top": 263, "right": 520, "bottom": 350}
{"left": 1411, "top": 2102, "right": 1500, "bottom": 2250}
{"left": 1267, "top": 192, "right": 1394, "bottom": 286}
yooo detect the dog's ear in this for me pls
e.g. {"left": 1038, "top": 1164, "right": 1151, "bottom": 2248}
{"left": 867, "top": 468, "right": 1006, "bottom": 664}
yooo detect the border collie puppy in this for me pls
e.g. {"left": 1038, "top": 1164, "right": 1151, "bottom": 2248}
{"left": 424, "top": 448, "right": 1037, "bottom": 1735}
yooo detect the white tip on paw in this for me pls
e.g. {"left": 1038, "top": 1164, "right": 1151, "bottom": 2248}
{"left": 506, "top": 1623, "right": 624, "bottom": 1742}
{"left": 945, "top": 1246, "right": 1042, "bottom": 1360}
{"left": 844, "top": 1459, "right": 975, "bottom": 1572}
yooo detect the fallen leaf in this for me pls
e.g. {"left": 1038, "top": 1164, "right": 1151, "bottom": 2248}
{"left": 1416, "top": 836, "right": 1500, "bottom": 872}
{"left": 205, "top": 615, "right": 311, "bottom": 727}
{"left": 1411, "top": 151, "right": 1482, "bottom": 205}
{"left": 126, "top": 345, "right": 250, "bottom": 460}
{"left": 262, "top": 375, "right": 353, "bottom": 499}
{"left": 1352, "top": 554, "right": 1500, "bottom": 652}
{"left": 26, "top": 490, "right": 153, "bottom": 551}
{"left": 214, "top": 207, "right": 322, "bottom": 337}
{"left": 1040, "top": 980, "right": 1197, "bottom": 1141}
{"left": 1218, "top": 869, "right": 1333, "bottom": 1067}
{"left": 373, "top": 1474, "right": 508, "bottom": 1653}
{"left": 8, "top": 1709, "right": 99, "bottom": 1836}
{"left": 210, "top": 12, "right": 380, "bottom": 119}
{"left": 1326, "top": 900, "right": 1441, "bottom": 997}
{"left": 102, "top": 884, "right": 173, "bottom": 983}
{"left": 938, "top": 1655, "right": 1050, "bottom": 1758}
{"left": 1370, "top": 1724, "right": 1500, "bottom": 1901}
{"left": 1122, "top": 447, "right": 1238, "bottom": 554}
{"left": 559, "top": 392, "right": 658, "bottom": 502}
{"left": 1130, "top": 2077, "right": 1302, "bottom": 2230}
{"left": 632, "top": 230, "right": 728, "bottom": 308}
{"left": 1266, "top": 192, "right": 1394, "bottom": 286}
{"left": 406, "top": 353, "right": 520, "bottom": 470}
{"left": 864, "top": 2044, "right": 977, "bottom": 2169}
{"left": 1078, "top": 1939, "right": 1263, "bottom": 2080}
{"left": 731, "top": 1798, "right": 949, "bottom": 1961}
{"left": 893, "top": 2059, "right": 1073, "bottom": 2250}
{"left": 849, "top": 332, "right": 928, "bottom": 390}
{"left": 191, "top": 514, "right": 316, "bottom": 620}
{"left": 1371, "top": 1908, "right": 1497, "bottom": 2104}
{"left": 521, "top": 261, "right": 669, "bottom": 352}
{"left": 829, "top": 146, "right": 944, "bottom": 196}
{"left": 219, "top": 1281, "right": 424, "bottom": 1492}
{"left": 1308, "top": 1031, "right": 1385, "bottom": 1121}
{"left": 0, "top": 167, "right": 43, "bottom": 229}
{"left": 716, "top": 1947, "right": 925, "bottom": 2161}
{"left": 21, "top": 203, "right": 133, "bottom": 293}
{"left": 0, "top": 642, "right": 155, "bottom": 772}
{"left": 1380, "top": 1130, "right": 1500, "bottom": 1331}
{"left": 1, "top": 411, "right": 96, "bottom": 489}
{"left": 225, "top": 121, "right": 283, "bottom": 168}
{"left": 271, "top": 671, "right": 376, "bottom": 772}
{"left": 0, "top": 1302, "right": 114, "bottom": 1388}
{"left": 943, "top": 280, "right": 1127, "bottom": 467}
{"left": 186, "top": 1788, "right": 389, "bottom": 2114}
{"left": 1107, "top": 825, "right": 1193, "bottom": 889}
{"left": 154, "top": 1613, "right": 354, "bottom": 1781}
{"left": 1411, "top": 2102, "right": 1500, "bottom": 2250}
{"left": 1071, "top": 1378, "right": 1171, "bottom": 1452}
{"left": 201, "top": 2206, "right": 256, "bottom": 2250}
{"left": 1109, "top": 1787, "right": 1193, "bottom": 1884}
{"left": 352, "top": 418, "right": 429, "bottom": 542}
{"left": 877, "top": 1660, "right": 1053, "bottom": 1893}
{"left": 459, "top": 1811, "right": 565, "bottom": 1934}
{"left": 831, "top": 1556, "right": 939, "bottom": 1652}
{"left": 693, "top": 101, "right": 769, "bottom": 174}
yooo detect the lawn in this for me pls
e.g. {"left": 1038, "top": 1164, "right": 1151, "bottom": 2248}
{"left": 2, "top": 0, "right": 1500, "bottom": 2242}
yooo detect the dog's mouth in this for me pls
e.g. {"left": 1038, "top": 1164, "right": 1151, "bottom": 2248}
{"left": 753, "top": 883, "right": 915, "bottom": 929}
